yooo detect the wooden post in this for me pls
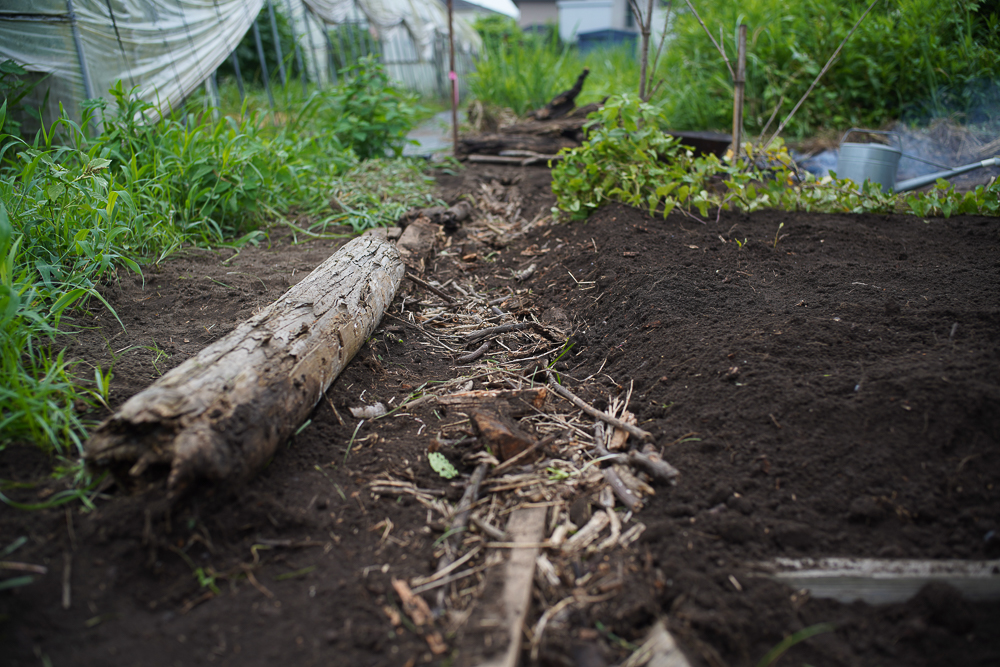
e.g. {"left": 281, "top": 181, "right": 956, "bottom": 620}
{"left": 732, "top": 24, "right": 747, "bottom": 161}
{"left": 448, "top": 0, "right": 458, "bottom": 157}
{"left": 85, "top": 236, "right": 405, "bottom": 496}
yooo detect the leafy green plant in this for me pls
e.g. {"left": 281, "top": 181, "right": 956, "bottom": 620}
{"left": 319, "top": 56, "right": 419, "bottom": 159}
{"left": 552, "top": 94, "right": 1000, "bottom": 222}
{"left": 656, "top": 0, "right": 1000, "bottom": 135}
{"left": 551, "top": 95, "right": 715, "bottom": 220}
{"left": 428, "top": 452, "right": 459, "bottom": 480}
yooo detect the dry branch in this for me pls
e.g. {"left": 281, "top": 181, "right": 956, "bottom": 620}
{"left": 546, "top": 377, "right": 653, "bottom": 441}
{"left": 471, "top": 411, "right": 536, "bottom": 461}
{"left": 85, "top": 235, "right": 404, "bottom": 495}
{"left": 434, "top": 388, "right": 547, "bottom": 418}
{"left": 528, "top": 68, "right": 590, "bottom": 120}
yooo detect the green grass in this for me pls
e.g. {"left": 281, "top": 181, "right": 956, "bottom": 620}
{"left": 0, "top": 58, "right": 432, "bottom": 489}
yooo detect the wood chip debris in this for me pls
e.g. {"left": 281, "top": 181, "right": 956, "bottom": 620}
{"left": 358, "top": 194, "right": 684, "bottom": 662}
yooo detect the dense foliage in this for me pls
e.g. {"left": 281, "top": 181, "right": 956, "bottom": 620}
{"left": 216, "top": 5, "right": 302, "bottom": 85}
{"left": 0, "top": 59, "right": 428, "bottom": 465}
{"left": 470, "top": 0, "right": 1000, "bottom": 135}
{"left": 661, "top": 0, "right": 1000, "bottom": 136}
{"left": 552, "top": 95, "right": 1000, "bottom": 220}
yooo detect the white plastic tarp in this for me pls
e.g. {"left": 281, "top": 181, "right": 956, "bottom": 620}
{"left": 460, "top": 0, "right": 518, "bottom": 19}
{"left": 302, "top": 0, "right": 481, "bottom": 61}
{"left": 0, "top": 0, "right": 265, "bottom": 123}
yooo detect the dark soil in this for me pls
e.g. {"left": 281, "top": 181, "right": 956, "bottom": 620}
{"left": 2, "top": 163, "right": 999, "bottom": 667}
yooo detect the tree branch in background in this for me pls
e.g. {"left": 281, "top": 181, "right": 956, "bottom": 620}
{"left": 629, "top": 0, "right": 656, "bottom": 100}
{"left": 684, "top": 0, "right": 734, "bottom": 80}
{"left": 763, "top": 0, "right": 880, "bottom": 150}
{"left": 645, "top": 1, "right": 675, "bottom": 99}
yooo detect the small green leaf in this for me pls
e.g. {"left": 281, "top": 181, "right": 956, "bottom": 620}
{"left": 85, "top": 157, "right": 111, "bottom": 172}
{"left": 428, "top": 452, "right": 458, "bottom": 479}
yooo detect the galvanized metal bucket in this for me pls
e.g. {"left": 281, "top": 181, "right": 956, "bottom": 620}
{"left": 836, "top": 129, "right": 901, "bottom": 193}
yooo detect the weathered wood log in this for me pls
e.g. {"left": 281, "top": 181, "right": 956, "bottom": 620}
{"left": 85, "top": 235, "right": 404, "bottom": 495}
{"left": 457, "top": 133, "right": 578, "bottom": 158}
{"left": 528, "top": 68, "right": 589, "bottom": 120}
{"left": 396, "top": 218, "right": 439, "bottom": 272}
{"left": 398, "top": 200, "right": 472, "bottom": 232}
{"left": 500, "top": 104, "right": 603, "bottom": 137}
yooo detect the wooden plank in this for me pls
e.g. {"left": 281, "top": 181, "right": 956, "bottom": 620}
{"left": 758, "top": 557, "right": 1000, "bottom": 604}
{"left": 458, "top": 506, "right": 547, "bottom": 667}
{"left": 622, "top": 619, "right": 692, "bottom": 667}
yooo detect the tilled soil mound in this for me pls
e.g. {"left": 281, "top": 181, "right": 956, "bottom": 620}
{"left": 1, "top": 163, "right": 998, "bottom": 667}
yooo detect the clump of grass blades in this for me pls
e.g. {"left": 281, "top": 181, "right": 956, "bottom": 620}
{"left": 468, "top": 30, "right": 578, "bottom": 117}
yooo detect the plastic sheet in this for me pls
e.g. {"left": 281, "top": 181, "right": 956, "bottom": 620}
{"left": 0, "top": 0, "right": 481, "bottom": 127}
{"left": 302, "top": 0, "right": 480, "bottom": 61}
{"left": 0, "top": 0, "right": 265, "bottom": 124}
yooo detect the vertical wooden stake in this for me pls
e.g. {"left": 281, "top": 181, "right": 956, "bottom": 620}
{"left": 732, "top": 24, "right": 747, "bottom": 161}
{"left": 448, "top": 0, "right": 458, "bottom": 157}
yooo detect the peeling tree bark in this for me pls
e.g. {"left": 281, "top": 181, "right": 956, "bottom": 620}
{"left": 85, "top": 235, "right": 404, "bottom": 496}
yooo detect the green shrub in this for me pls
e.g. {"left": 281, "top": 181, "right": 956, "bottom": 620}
{"left": 316, "top": 56, "right": 419, "bottom": 159}
{"left": 468, "top": 1, "right": 999, "bottom": 134}
{"left": 551, "top": 95, "right": 717, "bottom": 220}
{"left": 552, "top": 94, "right": 1000, "bottom": 221}
{"left": 657, "top": 0, "right": 1000, "bottom": 135}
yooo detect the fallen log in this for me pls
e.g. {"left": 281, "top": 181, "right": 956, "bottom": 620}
{"left": 457, "top": 133, "right": 578, "bottom": 157}
{"left": 85, "top": 235, "right": 405, "bottom": 496}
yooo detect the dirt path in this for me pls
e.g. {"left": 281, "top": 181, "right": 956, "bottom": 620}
{"left": 2, "top": 164, "right": 998, "bottom": 667}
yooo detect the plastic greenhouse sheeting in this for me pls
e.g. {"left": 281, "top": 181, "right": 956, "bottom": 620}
{"left": 0, "top": 0, "right": 265, "bottom": 124}
{"left": 302, "top": 0, "right": 480, "bottom": 61}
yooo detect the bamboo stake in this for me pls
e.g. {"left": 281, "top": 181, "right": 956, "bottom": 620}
{"left": 763, "top": 0, "right": 880, "bottom": 150}
{"left": 732, "top": 24, "right": 747, "bottom": 160}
